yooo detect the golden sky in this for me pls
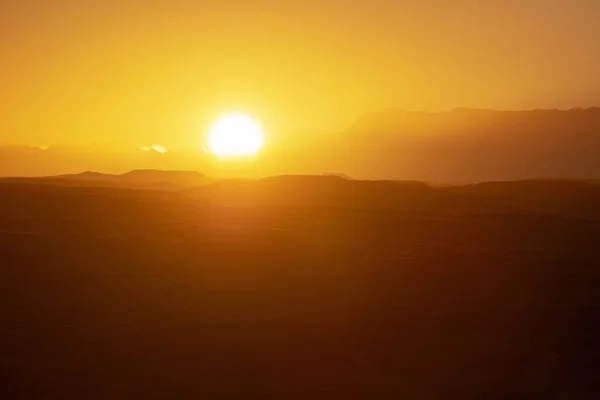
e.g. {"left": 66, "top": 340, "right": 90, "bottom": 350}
{"left": 1, "top": 0, "right": 599, "bottom": 148}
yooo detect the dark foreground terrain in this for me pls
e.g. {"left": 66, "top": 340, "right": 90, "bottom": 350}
{"left": 1, "top": 176, "right": 599, "bottom": 398}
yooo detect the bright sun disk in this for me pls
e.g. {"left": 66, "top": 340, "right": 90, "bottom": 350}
{"left": 208, "top": 114, "right": 264, "bottom": 157}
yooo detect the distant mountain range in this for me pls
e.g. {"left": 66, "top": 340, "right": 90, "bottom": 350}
{"left": 348, "top": 107, "right": 600, "bottom": 137}
{"left": 0, "top": 170, "right": 211, "bottom": 190}
{"left": 58, "top": 170, "right": 211, "bottom": 187}
{"left": 2, "top": 170, "right": 599, "bottom": 220}
{"left": 1, "top": 108, "right": 599, "bottom": 182}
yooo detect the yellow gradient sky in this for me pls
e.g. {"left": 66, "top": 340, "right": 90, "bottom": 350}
{"left": 1, "top": 0, "right": 599, "bottom": 148}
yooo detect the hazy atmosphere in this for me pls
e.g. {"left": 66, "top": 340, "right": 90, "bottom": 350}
{"left": 2, "top": 1, "right": 599, "bottom": 153}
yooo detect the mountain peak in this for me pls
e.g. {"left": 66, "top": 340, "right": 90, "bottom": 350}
{"left": 57, "top": 169, "right": 210, "bottom": 187}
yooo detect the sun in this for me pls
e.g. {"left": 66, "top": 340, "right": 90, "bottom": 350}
{"left": 207, "top": 113, "right": 264, "bottom": 157}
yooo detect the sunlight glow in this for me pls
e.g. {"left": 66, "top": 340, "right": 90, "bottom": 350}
{"left": 140, "top": 145, "right": 167, "bottom": 153}
{"left": 152, "top": 145, "right": 167, "bottom": 153}
{"left": 208, "top": 114, "right": 264, "bottom": 157}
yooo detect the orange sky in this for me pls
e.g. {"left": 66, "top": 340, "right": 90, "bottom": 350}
{"left": 1, "top": 0, "right": 599, "bottom": 149}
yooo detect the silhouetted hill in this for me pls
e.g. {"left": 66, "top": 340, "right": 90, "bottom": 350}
{"left": 186, "top": 175, "right": 600, "bottom": 219}
{"left": 5, "top": 172, "right": 600, "bottom": 219}
{"left": 58, "top": 171, "right": 118, "bottom": 182}
{"left": 1, "top": 180, "right": 599, "bottom": 398}
{"left": 0, "top": 177, "right": 131, "bottom": 189}
{"left": 8, "top": 171, "right": 600, "bottom": 219}
{"left": 53, "top": 169, "right": 211, "bottom": 189}
{"left": 190, "top": 176, "right": 441, "bottom": 209}
{"left": 118, "top": 170, "right": 210, "bottom": 186}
